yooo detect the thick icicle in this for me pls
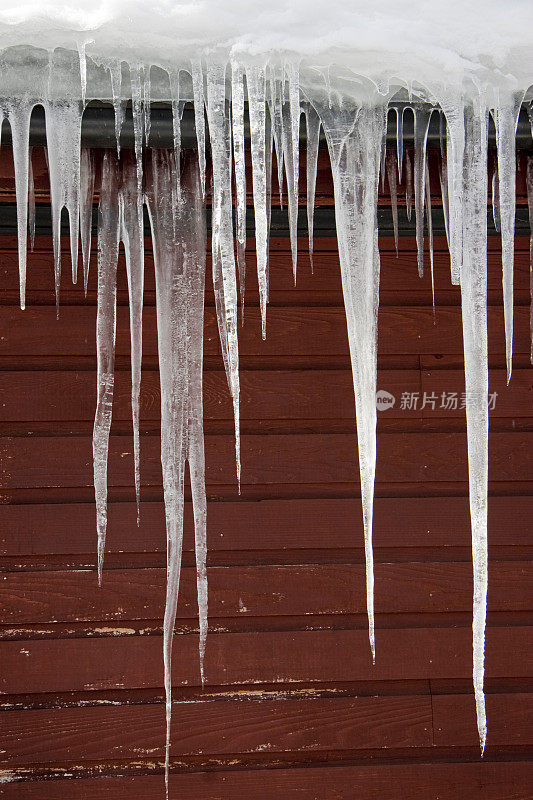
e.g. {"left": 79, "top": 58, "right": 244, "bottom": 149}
{"left": 146, "top": 150, "right": 207, "bottom": 797}
{"left": 119, "top": 153, "right": 145, "bottom": 523}
{"left": 45, "top": 99, "right": 83, "bottom": 293}
{"left": 413, "top": 106, "right": 432, "bottom": 277}
{"left": 492, "top": 91, "right": 524, "bottom": 383}
{"left": 460, "top": 98, "right": 489, "bottom": 755}
{"left": 191, "top": 60, "right": 206, "bottom": 198}
{"left": 315, "top": 96, "right": 386, "bottom": 661}
{"left": 385, "top": 147, "right": 399, "bottom": 255}
{"left": 305, "top": 105, "right": 320, "bottom": 269}
{"left": 93, "top": 150, "right": 120, "bottom": 585}
{"left": 206, "top": 62, "right": 241, "bottom": 487}
{"left": 28, "top": 146, "right": 35, "bottom": 252}
{"left": 80, "top": 147, "right": 96, "bottom": 294}
{"left": 231, "top": 61, "right": 247, "bottom": 318}
{"left": 0, "top": 99, "right": 33, "bottom": 308}
{"left": 246, "top": 63, "right": 270, "bottom": 336}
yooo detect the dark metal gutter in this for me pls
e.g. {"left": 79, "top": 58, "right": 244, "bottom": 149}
{"left": 1, "top": 103, "right": 532, "bottom": 150}
{"left": 0, "top": 203, "right": 529, "bottom": 238}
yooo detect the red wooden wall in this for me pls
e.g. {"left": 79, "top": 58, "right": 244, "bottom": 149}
{"left": 0, "top": 147, "right": 532, "bottom": 798}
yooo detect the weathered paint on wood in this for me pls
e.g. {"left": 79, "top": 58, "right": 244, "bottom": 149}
{"left": 0, "top": 155, "right": 531, "bottom": 797}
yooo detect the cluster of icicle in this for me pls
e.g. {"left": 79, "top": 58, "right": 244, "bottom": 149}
{"left": 6, "top": 58, "right": 533, "bottom": 791}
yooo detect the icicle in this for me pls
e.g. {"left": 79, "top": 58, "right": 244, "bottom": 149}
{"left": 285, "top": 62, "right": 301, "bottom": 281}
{"left": 385, "top": 147, "right": 399, "bottom": 255}
{"left": 206, "top": 62, "right": 241, "bottom": 488}
{"left": 45, "top": 99, "right": 83, "bottom": 294}
{"left": 77, "top": 40, "right": 88, "bottom": 106}
{"left": 491, "top": 158, "right": 501, "bottom": 233}
{"left": 93, "top": 150, "right": 120, "bottom": 585}
{"left": 145, "top": 150, "right": 207, "bottom": 796}
{"left": 460, "top": 98, "right": 489, "bottom": 756}
{"left": 315, "top": 96, "right": 386, "bottom": 662}
{"left": 305, "top": 105, "right": 320, "bottom": 270}
{"left": 191, "top": 60, "right": 206, "bottom": 198}
{"left": 1, "top": 99, "right": 33, "bottom": 308}
{"left": 492, "top": 90, "right": 524, "bottom": 383}
{"left": 397, "top": 106, "right": 404, "bottom": 184}
{"left": 246, "top": 63, "right": 269, "bottom": 337}
{"left": 424, "top": 152, "right": 435, "bottom": 311}
{"left": 405, "top": 147, "right": 413, "bottom": 221}
{"left": 28, "top": 146, "right": 35, "bottom": 253}
{"left": 439, "top": 92, "right": 465, "bottom": 285}
{"left": 265, "top": 97, "right": 274, "bottom": 301}
{"left": 129, "top": 63, "right": 145, "bottom": 202}
{"left": 438, "top": 117, "right": 451, "bottom": 249}
{"left": 80, "top": 147, "right": 95, "bottom": 294}
{"left": 109, "top": 60, "right": 125, "bottom": 156}
{"left": 413, "top": 106, "right": 432, "bottom": 277}
{"left": 527, "top": 155, "right": 533, "bottom": 365}
{"left": 268, "top": 69, "right": 284, "bottom": 207}
{"left": 231, "top": 61, "right": 247, "bottom": 319}
{"left": 119, "top": 153, "right": 145, "bottom": 524}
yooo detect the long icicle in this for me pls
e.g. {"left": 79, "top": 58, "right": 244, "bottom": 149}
{"left": 146, "top": 149, "right": 207, "bottom": 798}
{"left": 119, "top": 153, "right": 145, "bottom": 524}
{"left": 246, "top": 63, "right": 269, "bottom": 337}
{"left": 1, "top": 99, "right": 34, "bottom": 309}
{"left": 305, "top": 104, "right": 321, "bottom": 270}
{"left": 206, "top": 61, "right": 241, "bottom": 487}
{"left": 316, "top": 97, "right": 386, "bottom": 662}
{"left": 231, "top": 61, "right": 247, "bottom": 319}
{"left": 413, "top": 106, "right": 432, "bottom": 277}
{"left": 460, "top": 97, "right": 489, "bottom": 755}
{"left": 93, "top": 150, "right": 120, "bottom": 585}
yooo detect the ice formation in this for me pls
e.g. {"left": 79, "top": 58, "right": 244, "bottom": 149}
{"left": 2, "top": 0, "right": 533, "bottom": 787}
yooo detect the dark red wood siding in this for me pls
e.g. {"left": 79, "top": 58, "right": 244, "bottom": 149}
{"left": 0, "top": 147, "right": 532, "bottom": 798}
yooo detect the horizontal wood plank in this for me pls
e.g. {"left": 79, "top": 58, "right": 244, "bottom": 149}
{"left": 3, "top": 496, "right": 532, "bottom": 558}
{"left": 1, "top": 695, "right": 432, "bottom": 764}
{"left": 0, "top": 305, "right": 530, "bottom": 358}
{"left": 1, "top": 432, "right": 531, "bottom": 490}
{"left": 2, "top": 627, "right": 531, "bottom": 694}
{"left": 2, "top": 562, "right": 531, "bottom": 624}
{"left": 1, "top": 762, "right": 532, "bottom": 800}
{"left": 1, "top": 369, "right": 531, "bottom": 422}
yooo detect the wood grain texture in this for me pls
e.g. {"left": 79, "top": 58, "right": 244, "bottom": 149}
{"left": 1, "top": 368, "right": 532, "bottom": 422}
{"left": 3, "top": 627, "right": 532, "bottom": 695}
{"left": 1, "top": 150, "right": 532, "bottom": 797}
{"left": 1, "top": 763, "right": 532, "bottom": 800}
